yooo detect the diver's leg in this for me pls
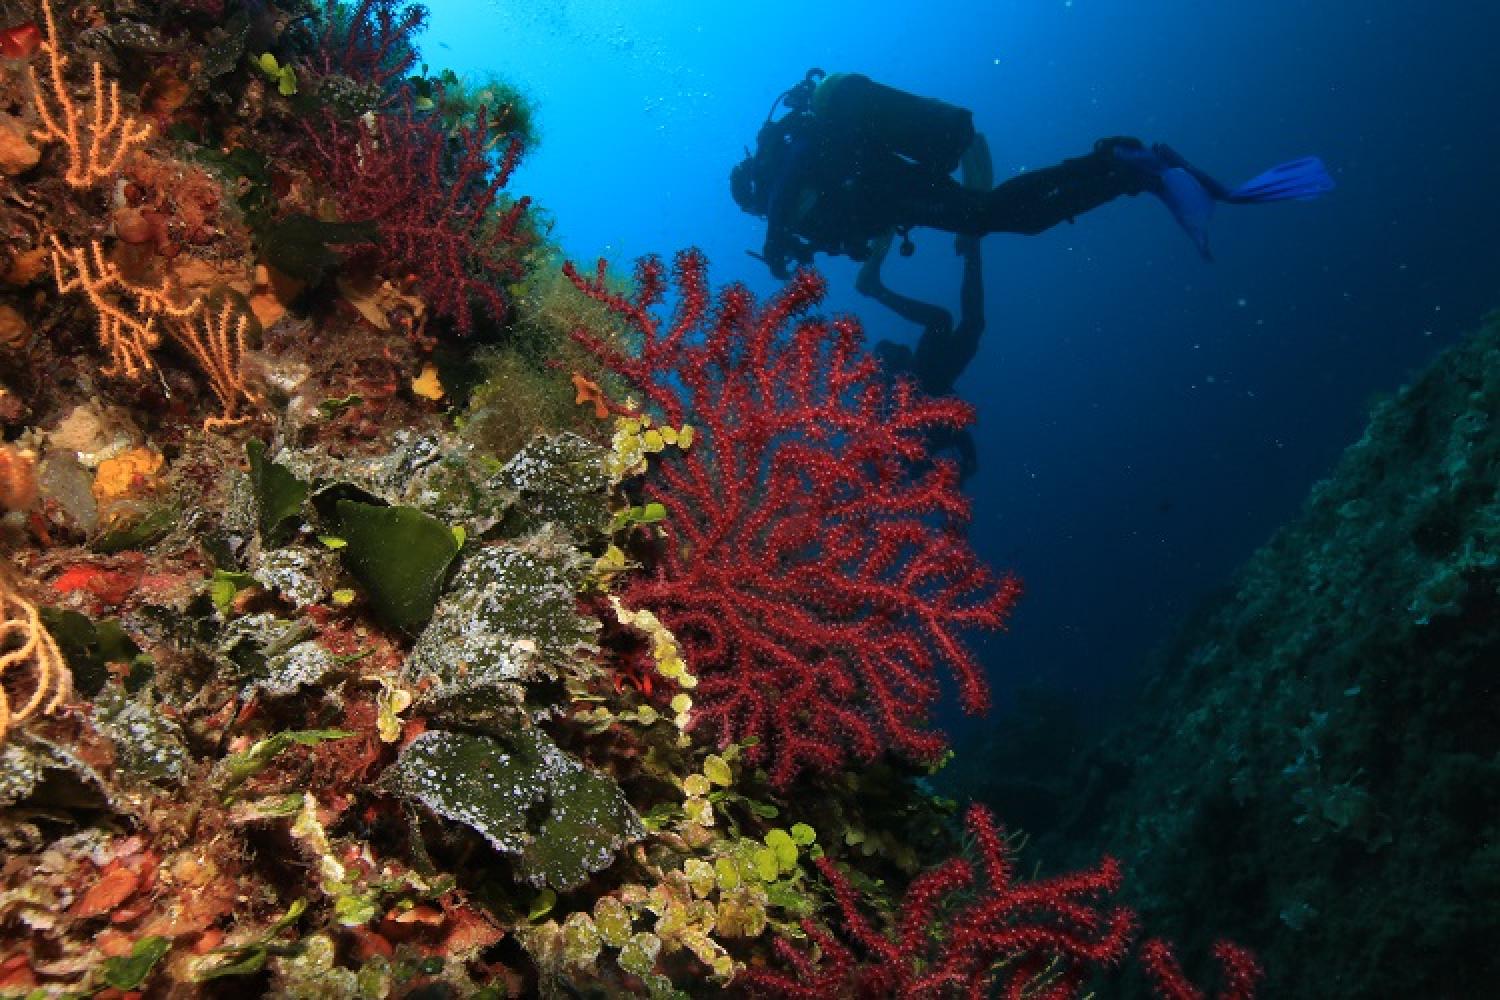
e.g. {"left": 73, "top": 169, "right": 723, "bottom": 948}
{"left": 853, "top": 230, "right": 896, "bottom": 299}
{"left": 854, "top": 229, "right": 954, "bottom": 334}
{"left": 977, "top": 138, "right": 1154, "bottom": 235}
{"left": 912, "top": 237, "right": 983, "bottom": 396}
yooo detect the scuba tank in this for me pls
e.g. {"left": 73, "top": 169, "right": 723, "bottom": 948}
{"left": 811, "top": 72, "right": 975, "bottom": 175}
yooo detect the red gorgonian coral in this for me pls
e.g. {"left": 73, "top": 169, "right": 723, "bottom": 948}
{"left": 738, "top": 803, "right": 1136, "bottom": 998}
{"left": 308, "top": 0, "right": 428, "bottom": 106}
{"left": 1140, "top": 937, "right": 1264, "bottom": 1000}
{"left": 307, "top": 99, "right": 530, "bottom": 335}
{"left": 564, "top": 250, "right": 1022, "bottom": 787}
{"left": 739, "top": 803, "right": 1262, "bottom": 999}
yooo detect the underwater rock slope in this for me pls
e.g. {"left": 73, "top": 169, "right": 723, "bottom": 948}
{"left": 1096, "top": 310, "right": 1500, "bottom": 997}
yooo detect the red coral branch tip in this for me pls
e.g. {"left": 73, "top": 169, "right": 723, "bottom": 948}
{"left": 1140, "top": 937, "right": 1264, "bottom": 1000}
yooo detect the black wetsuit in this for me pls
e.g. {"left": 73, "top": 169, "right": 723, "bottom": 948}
{"left": 749, "top": 73, "right": 1153, "bottom": 278}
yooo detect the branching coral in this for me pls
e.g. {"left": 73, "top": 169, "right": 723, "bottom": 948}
{"left": 48, "top": 238, "right": 197, "bottom": 380}
{"left": 565, "top": 250, "right": 1022, "bottom": 787}
{"left": 49, "top": 239, "right": 262, "bottom": 428}
{"left": 307, "top": 99, "right": 530, "bottom": 335}
{"left": 0, "top": 578, "right": 72, "bottom": 745}
{"left": 168, "top": 293, "right": 264, "bottom": 430}
{"left": 1140, "top": 938, "right": 1264, "bottom": 1000}
{"left": 309, "top": 0, "right": 429, "bottom": 108}
{"left": 26, "top": 0, "right": 152, "bottom": 189}
{"left": 739, "top": 803, "right": 1135, "bottom": 998}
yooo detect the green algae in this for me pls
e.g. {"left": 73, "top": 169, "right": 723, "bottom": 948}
{"left": 334, "top": 500, "right": 461, "bottom": 632}
{"left": 385, "top": 728, "right": 644, "bottom": 890}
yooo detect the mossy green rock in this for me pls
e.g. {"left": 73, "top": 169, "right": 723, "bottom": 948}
{"left": 494, "top": 432, "right": 611, "bottom": 539}
{"left": 1087, "top": 311, "right": 1500, "bottom": 999}
{"left": 522, "top": 767, "right": 646, "bottom": 891}
{"left": 250, "top": 547, "right": 335, "bottom": 609}
{"left": 406, "top": 542, "right": 598, "bottom": 722}
{"left": 218, "top": 613, "right": 317, "bottom": 688}
{"left": 0, "top": 734, "right": 120, "bottom": 812}
{"left": 386, "top": 728, "right": 643, "bottom": 890}
{"left": 95, "top": 687, "right": 191, "bottom": 787}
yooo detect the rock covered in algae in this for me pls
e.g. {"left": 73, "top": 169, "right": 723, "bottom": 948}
{"left": 406, "top": 540, "right": 599, "bottom": 723}
{"left": 1089, "top": 310, "right": 1500, "bottom": 998}
{"left": 0, "top": 735, "right": 119, "bottom": 812}
{"left": 250, "top": 546, "right": 335, "bottom": 608}
{"left": 215, "top": 612, "right": 349, "bottom": 700}
{"left": 94, "top": 687, "right": 191, "bottom": 787}
{"left": 278, "top": 431, "right": 513, "bottom": 533}
{"left": 493, "top": 432, "right": 612, "bottom": 540}
{"left": 385, "top": 728, "right": 644, "bottom": 890}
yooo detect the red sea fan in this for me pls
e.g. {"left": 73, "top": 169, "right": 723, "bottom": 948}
{"left": 309, "top": 0, "right": 428, "bottom": 105}
{"left": 307, "top": 100, "right": 530, "bottom": 335}
{"left": 738, "top": 803, "right": 1136, "bottom": 999}
{"left": 564, "top": 251, "right": 1022, "bottom": 787}
{"left": 1139, "top": 938, "right": 1264, "bottom": 1000}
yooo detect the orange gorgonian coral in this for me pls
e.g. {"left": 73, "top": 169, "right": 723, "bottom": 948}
{"left": 27, "top": 0, "right": 152, "bottom": 189}
{"left": 0, "top": 578, "right": 72, "bottom": 745}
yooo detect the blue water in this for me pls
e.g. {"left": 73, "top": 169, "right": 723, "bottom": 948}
{"left": 425, "top": 0, "right": 1500, "bottom": 715}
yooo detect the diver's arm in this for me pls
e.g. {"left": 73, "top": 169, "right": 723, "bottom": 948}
{"left": 761, "top": 224, "right": 811, "bottom": 280}
{"left": 760, "top": 167, "right": 816, "bottom": 278}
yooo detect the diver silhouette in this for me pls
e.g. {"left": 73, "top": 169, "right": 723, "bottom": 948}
{"left": 730, "top": 69, "right": 1335, "bottom": 277}
{"left": 860, "top": 136, "right": 993, "bottom": 483}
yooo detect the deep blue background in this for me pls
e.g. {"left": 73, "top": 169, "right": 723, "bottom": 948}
{"left": 424, "top": 1, "right": 1500, "bottom": 724}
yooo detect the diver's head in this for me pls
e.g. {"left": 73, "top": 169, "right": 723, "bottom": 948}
{"left": 730, "top": 154, "right": 765, "bottom": 216}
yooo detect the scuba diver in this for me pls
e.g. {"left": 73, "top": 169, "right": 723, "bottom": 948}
{"left": 860, "top": 136, "right": 993, "bottom": 483}
{"left": 730, "top": 69, "right": 1334, "bottom": 277}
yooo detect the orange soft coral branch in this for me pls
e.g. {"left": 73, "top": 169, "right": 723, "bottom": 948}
{"left": 48, "top": 236, "right": 198, "bottom": 380}
{"left": 0, "top": 579, "right": 72, "bottom": 746}
{"left": 166, "top": 295, "right": 264, "bottom": 431}
{"left": 49, "top": 239, "right": 260, "bottom": 429}
{"left": 27, "top": 0, "right": 152, "bottom": 189}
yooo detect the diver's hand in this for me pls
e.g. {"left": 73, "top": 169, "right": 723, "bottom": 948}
{"left": 746, "top": 248, "right": 791, "bottom": 279}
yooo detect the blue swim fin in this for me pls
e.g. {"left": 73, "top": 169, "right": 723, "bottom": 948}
{"left": 1112, "top": 144, "right": 1217, "bottom": 260}
{"left": 1158, "top": 167, "right": 1216, "bottom": 261}
{"left": 1227, "top": 156, "right": 1335, "bottom": 203}
{"left": 1113, "top": 144, "right": 1334, "bottom": 258}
